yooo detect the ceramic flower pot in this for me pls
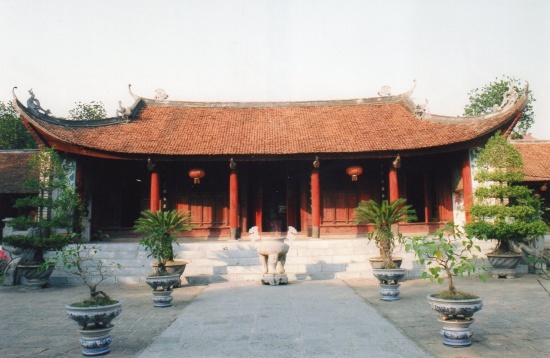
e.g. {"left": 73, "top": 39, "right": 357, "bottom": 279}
{"left": 427, "top": 295, "right": 483, "bottom": 347}
{"left": 372, "top": 268, "right": 406, "bottom": 300}
{"left": 486, "top": 253, "right": 522, "bottom": 278}
{"left": 66, "top": 302, "right": 122, "bottom": 356}
{"left": 145, "top": 274, "right": 180, "bottom": 307}
{"left": 152, "top": 260, "right": 187, "bottom": 287}
{"left": 66, "top": 302, "right": 123, "bottom": 329}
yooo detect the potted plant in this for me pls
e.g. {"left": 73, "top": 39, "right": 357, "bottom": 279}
{"left": 465, "top": 133, "right": 548, "bottom": 278}
{"left": 45, "top": 241, "right": 122, "bottom": 356}
{"left": 134, "top": 209, "right": 193, "bottom": 307}
{"left": 406, "top": 223, "right": 485, "bottom": 347}
{"left": 3, "top": 147, "right": 82, "bottom": 288}
{"left": 355, "top": 198, "right": 416, "bottom": 300}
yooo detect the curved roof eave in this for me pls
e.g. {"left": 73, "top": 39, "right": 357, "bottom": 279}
{"left": 11, "top": 84, "right": 528, "bottom": 159}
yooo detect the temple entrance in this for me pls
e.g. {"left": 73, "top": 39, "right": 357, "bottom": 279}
{"left": 247, "top": 162, "right": 301, "bottom": 233}
{"left": 262, "top": 163, "right": 287, "bottom": 232}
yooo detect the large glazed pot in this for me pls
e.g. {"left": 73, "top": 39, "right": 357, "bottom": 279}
{"left": 372, "top": 268, "right": 406, "bottom": 301}
{"left": 145, "top": 274, "right": 180, "bottom": 307}
{"left": 18, "top": 263, "right": 55, "bottom": 289}
{"left": 427, "top": 295, "right": 483, "bottom": 347}
{"left": 66, "top": 301, "right": 123, "bottom": 329}
{"left": 368, "top": 257, "right": 403, "bottom": 269}
{"left": 152, "top": 260, "right": 187, "bottom": 287}
{"left": 66, "top": 302, "right": 122, "bottom": 356}
{"left": 486, "top": 253, "right": 522, "bottom": 278}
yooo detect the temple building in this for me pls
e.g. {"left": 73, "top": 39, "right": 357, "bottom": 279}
{"left": 11, "top": 83, "right": 528, "bottom": 240}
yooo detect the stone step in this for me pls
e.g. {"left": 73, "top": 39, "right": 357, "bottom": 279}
{"left": 46, "top": 238, "right": 425, "bottom": 285}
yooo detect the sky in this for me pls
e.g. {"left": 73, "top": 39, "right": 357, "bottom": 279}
{"left": 1, "top": 0, "right": 550, "bottom": 138}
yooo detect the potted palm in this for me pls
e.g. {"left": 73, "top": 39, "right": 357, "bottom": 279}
{"left": 45, "top": 241, "right": 122, "bottom": 356}
{"left": 355, "top": 198, "right": 416, "bottom": 300}
{"left": 406, "top": 223, "right": 485, "bottom": 347}
{"left": 134, "top": 209, "right": 193, "bottom": 307}
{"left": 465, "top": 133, "right": 548, "bottom": 278}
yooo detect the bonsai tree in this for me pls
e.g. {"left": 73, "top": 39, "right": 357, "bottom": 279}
{"left": 4, "top": 147, "right": 82, "bottom": 264}
{"left": 44, "top": 241, "right": 120, "bottom": 307}
{"left": 406, "top": 223, "right": 485, "bottom": 299}
{"left": 355, "top": 198, "right": 417, "bottom": 268}
{"left": 464, "top": 133, "right": 548, "bottom": 254}
{"left": 134, "top": 209, "right": 193, "bottom": 275}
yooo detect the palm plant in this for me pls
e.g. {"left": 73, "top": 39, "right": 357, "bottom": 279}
{"left": 355, "top": 198, "right": 417, "bottom": 268}
{"left": 134, "top": 210, "right": 193, "bottom": 274}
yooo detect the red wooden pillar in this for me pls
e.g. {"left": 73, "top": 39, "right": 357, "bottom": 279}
{"left": 462, "top": 151, "right": 473, "bottom": 223}
{"left": 311, "top": 157, "right": 321, "bottom": 238}
{"left": 150, "top": 171, "right": 160, "bottom": 212}
{"left": 389, "top": 166, "right": 399, "bottom": 203}
{"left": 229, "top": 159, "right": 239, "bottom": 239}
{"left": 423, "top": 174, "right": 432, "bottom": 223}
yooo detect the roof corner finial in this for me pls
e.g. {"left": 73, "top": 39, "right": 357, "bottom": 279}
{"left": 116, "top": 101, "right": 131, "bottom": 123}
{"left": 493, "top": 82, "right": 519, "bottom": 113}
{"left": 26, "top": 88, "right": 52, "bottom": 116}
{"left": 128, "top": 84, "right": 140, "bottom": 100}
{"left": 414, "top": 98, "right": 429, "bottom": 119}
{"left": 402, "top": 79, "right": 417, "bottom": 98}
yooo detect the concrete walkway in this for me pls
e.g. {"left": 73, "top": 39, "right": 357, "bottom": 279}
{"left": 138, "top": 280, "right": 428, "bottom": 358}
{"left": 1, "top": 275, "right": 549, "bottom": 357}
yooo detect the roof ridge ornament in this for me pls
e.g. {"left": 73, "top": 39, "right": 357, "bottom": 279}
{"left": 414, "top": 98, "right": 429, "bottom": 119}
{"left": 378, "top": 86, "right": 391, "bottom": 97}
{"left": 116, "top": 101, "right": 131, "bottom": 123}
{"left": 26, "top": 89, "right": 52, "bottom": 116}
{"left": 492, "top": 82, "right": 519, "bottom": 113}
{"left": 154, "top": 89, "right": 169, "bottom": 101}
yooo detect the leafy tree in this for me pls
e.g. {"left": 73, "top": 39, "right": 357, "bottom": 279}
{"left": 67, "top": 101, "right": 107, "bottom": 121}
{"left": 464, "top": 133, "right": 548, "bottom": 253}
{"left": 464, "top": 75, "right": 535, "bottom": 138}
{"left": 0, "top": 101, "right": 37, "bottom": 149}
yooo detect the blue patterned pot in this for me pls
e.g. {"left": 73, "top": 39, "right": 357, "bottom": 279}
{"left": 145, "top": 274, "right": 180, "bottom": 291}
{"left": 66, "top": 302, "right": 122, "bottom": 329}
{"left": 428, "top": 295, "right": 482, "bottom": 347}
{"left": 372, "top": 268, "right": 406, "bottom": 284}
{"left": 427, "top": 295, "right": 483, "bottom": 320}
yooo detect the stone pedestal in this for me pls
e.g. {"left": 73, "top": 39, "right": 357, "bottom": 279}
{"left": 261, "top": 274, "right": 288, "bottom": 286}
{"left": 438, "top": 318, "right": 475, "bottom": 347}
{"left": 78, "top": 325, "right": 114, "bottom": 356}
{"left": 152, "top": 290, "right": 174, "bottom": 307}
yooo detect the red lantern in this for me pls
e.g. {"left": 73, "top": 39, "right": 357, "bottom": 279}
{"left": 346, "top": 165, "right": 363, "bottom": 181}
{"left": 189, "top": 168, "right": 205, "bottom": 184}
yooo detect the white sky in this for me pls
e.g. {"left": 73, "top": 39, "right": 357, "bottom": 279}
{"left": 1, "top": 0, "right": 549, "bottom": 137}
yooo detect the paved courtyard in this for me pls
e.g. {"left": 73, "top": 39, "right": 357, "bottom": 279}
{"left": 0, "top": 274, "right": 549, "bottom": 357}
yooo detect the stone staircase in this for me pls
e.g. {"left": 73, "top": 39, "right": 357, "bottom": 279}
{"left": 48, "top": 236, "right": 423, "bottom": 285}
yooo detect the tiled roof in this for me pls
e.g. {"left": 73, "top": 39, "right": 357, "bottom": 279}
{"left": 0, "top": 150, "right": 38, "bottom": 193}
{"left": 512, "top": 141, "right": 550, "bottom": 182}
{"left": 14, "top": 93, "right": 526, "bottom": 158}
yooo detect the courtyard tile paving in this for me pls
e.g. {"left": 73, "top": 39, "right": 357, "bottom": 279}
{"left": 0, "top": 274, "right": 549, "bottom": 357}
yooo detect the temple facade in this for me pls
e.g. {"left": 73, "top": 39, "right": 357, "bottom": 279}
{"left": 12, "top": 83, "right": 528, "bottom": 240}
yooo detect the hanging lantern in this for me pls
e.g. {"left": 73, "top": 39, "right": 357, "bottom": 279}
{"left": 188, "top": 168, "right": 205, "bottom": 184}
{"left": 346, "top": 165, "right": 363, "bottom": 181}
